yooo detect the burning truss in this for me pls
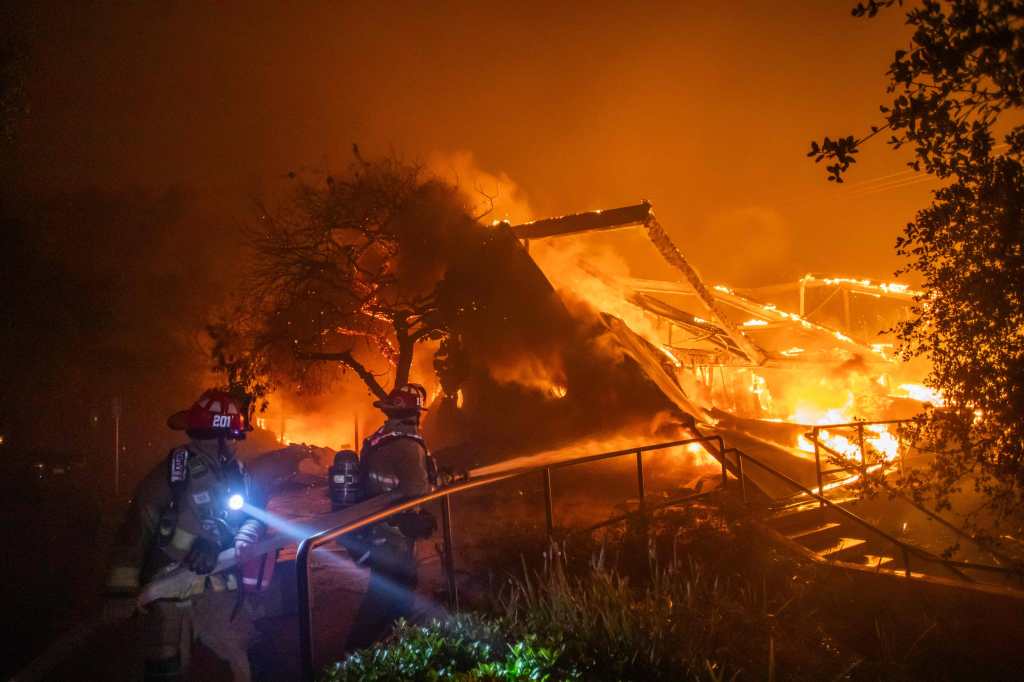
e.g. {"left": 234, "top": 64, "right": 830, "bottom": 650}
{"left": 509, "top": 202, "right": 917, "bottom": 369}
{"left": 505, "top": 203, "right": 938, "bottom": 496}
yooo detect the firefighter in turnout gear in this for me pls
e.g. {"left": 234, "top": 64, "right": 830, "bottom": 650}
{"left": 104, "top": 390, "right": 267, "bottom": 682}
{"left": 344, "top": 383, "right": 435, "bottom": 651}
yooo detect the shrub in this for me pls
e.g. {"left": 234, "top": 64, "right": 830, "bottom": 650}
{"left": 324, "top": 511, "right": 831, "bottom": 681}
{"left": 319, "top": 615, "right": 581, "bottom": 682}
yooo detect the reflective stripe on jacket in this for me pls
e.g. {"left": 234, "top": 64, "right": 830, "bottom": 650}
{"left": 105, "top": 439, "right": 266, "bottom": 598}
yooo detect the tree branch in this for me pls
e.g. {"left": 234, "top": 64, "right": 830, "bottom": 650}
{"left": 295, "top": 349, "right": 389, "bottom": 399}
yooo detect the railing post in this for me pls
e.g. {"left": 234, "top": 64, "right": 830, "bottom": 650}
{"left": 440, "top": 495, "right": 458, "bottom": 610}
{"left": 635, "top": 449, "right": 646, "bottom": 512}
{"left": 813, "top": 428, "right": 824, "bottom": 509}
{"left": 896, "top": 423, "right": 904, "bottom": 477}
{"left": 543, "top": 467, "right": 555, "bottom": 541}
{"left": 857, "top": 423, "right": 866, "bottom": 475}
{"left": 737, "top": 451, "right": 748, "bottom": 504}
{"left": 297, "top": 536, "right": 316, "bottom": 682}
{"left": 717, "top": 437, "right": 727, "bottom": 488}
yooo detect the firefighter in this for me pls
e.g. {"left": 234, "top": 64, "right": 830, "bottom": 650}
{"left": 104, "top": 390, "right": 266, "bottom": 682}
{"left": 344, "top": 383, "right": 435, "bottom": 651}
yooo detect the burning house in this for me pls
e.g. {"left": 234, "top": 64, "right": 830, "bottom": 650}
{"left": 414, "top": 200, "right": 938, "bottom": 498}
{"left": 247, "top": 197, "right": 936, "bottom": 498}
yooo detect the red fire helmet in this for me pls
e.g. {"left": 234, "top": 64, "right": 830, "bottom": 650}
{"left": 168, "top": 389, "right": 249, "bottom": 439}
{"left": 373, "top": 383, "right": 429, "bottom": 413}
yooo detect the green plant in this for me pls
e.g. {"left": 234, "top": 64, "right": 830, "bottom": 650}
{"left": 320, "top": 615, "right": 580, "bottom": 682}
{"left": 497, "top": 550, "right": 754, "bottom": 681}
{"left": 324, "top": 505, "right": 1024, "bottom": 681}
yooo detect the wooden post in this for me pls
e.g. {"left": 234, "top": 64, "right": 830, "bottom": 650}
{"left": 842, "top": 288, "right": 851, "bottom": 331}
{"left": 814, "top": 429, "right": 825, "bottom": 508}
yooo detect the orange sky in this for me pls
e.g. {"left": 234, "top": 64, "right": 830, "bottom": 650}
{"left": 12, "top": 1, "right": 931, "bottom": 286}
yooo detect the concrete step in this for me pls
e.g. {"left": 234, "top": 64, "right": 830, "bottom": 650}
{"left": 785, "top": 522, "right": 841, "bottom": 541}
{"left": 852, "top": 554, "right": 895, "bottom": 569}
{"left": 765, "top": 507, "right": 838, "bottom": 533}
{"left": 817, "top": 537, "right": 868, "bottom": 558}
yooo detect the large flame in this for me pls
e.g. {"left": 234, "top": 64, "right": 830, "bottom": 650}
{"left": 894, "top": 383, "right": 945, "bottom": 406}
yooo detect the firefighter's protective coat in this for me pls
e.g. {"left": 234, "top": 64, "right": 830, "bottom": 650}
{"left": 106, "top": 439, "right": 267, "bottom": 598}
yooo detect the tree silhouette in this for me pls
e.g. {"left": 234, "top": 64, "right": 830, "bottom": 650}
{"left": 215, "top": 152, "right": 483, "bottom": 402}
{"left": 811, "top": 0, "right": 1024, "bottom": 531}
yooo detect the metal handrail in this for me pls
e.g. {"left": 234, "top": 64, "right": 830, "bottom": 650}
{"left": 808, "top": 418, "right": 920, "bottom": 510}
{"left": 295, "top": 430, "right": 1023, "bottom": 680}
{"left": 295, "top": 435, "right": 726, "bottom": 681}
{"left": 797, "top": 417, "right": 924, "bottom": 430}
{"left": 806, "top": 423, "right": 1016, "bottom": 567}
{"left": 726, "top": 446, "right": 1021, "bottom": 581}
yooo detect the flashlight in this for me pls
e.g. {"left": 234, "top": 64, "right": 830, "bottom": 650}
{"left": 227, "top": 493, "right": 245, "bottom": 511}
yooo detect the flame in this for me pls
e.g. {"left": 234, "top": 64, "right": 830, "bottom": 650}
{"left": 786, "top": 390, "right": 901, "bottom": 463}
{"left": 530, "top": 237, "right": 670, "bottom": 357}
{"left": 742, "top": 318, "right": 769, "bottom": 327}
{"left": 489, "top": 355, "right": 567, "bottom": 396}
{"left": 894, "top": 383, "right": 945, "bottom": 406}
{"left": 792, "top": 404, "right": 900, "bottom": 464}
{"left": 865, "top": 423, "right": 899, "bottom": 460}
{"left": 685, "top": 441, "right": 719, "bottom": 466}
{"left": 750, "top": 373, "right": 773, "bottom": 413}
{"left": 814, "top": 274, "right": 922, "bottom": 298}
{"left": 797, "top": 426, "right": 898, "bottom": 463}
{"left": 871, "top": 343, "right": 893, "bottom": 359}
{"left": 474, "top": 427, "right": 721, "bottom": 476}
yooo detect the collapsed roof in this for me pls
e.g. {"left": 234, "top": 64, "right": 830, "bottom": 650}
{"left": 498, "top": 203, "right": 924, "bottom": 495}
{"left": 509, "top": 202, "right": 917, "bottom": 371}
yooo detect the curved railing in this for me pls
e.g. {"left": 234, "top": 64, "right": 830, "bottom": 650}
{"left": 802, "top": 419, "right": 1018, "bottom": 568}
{"left": 294, "top": 433, "right": 1023, "bottom": 681}
{"left": 295, "top": 435, "right": 727, "bottom": 681}
{"left": 725, "top": 446, "right": 1022, "bottom": 582}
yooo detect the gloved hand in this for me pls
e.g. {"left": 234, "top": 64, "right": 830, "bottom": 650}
{"left": 234, "top": 520, "right": 261, "bottom": 559}
{"left": 396, "top": 510, "right": 437, "bottom": 539}
{"left": 183, "top": 536, "right": 221, "bottom": 575}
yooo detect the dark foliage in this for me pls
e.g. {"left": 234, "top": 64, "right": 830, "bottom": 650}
{"left": 811, "top": 0, "right": 1024, "bottom": 531}
{"left": 327, "top": 504, "right": 1024, "bottom": 681}
{"left": 213, "top": 152, "right": 484, "bottom": 401}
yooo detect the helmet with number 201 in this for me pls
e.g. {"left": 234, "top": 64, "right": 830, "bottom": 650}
{"left": 372, "top": 383, "right": 429, "bottom": 414}
{"left": 168, "top": 389, "right": 249, "bottom": 439}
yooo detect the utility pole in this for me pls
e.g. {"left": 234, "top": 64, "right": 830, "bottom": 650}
{"left": 111, "top": 396, "right": 121, "bottom": 497}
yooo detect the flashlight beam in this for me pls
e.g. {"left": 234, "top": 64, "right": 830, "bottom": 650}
{"left": 139, "top": 493, "right": 403, "bottom": 605}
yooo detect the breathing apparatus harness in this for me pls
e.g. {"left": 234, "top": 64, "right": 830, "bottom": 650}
{"left": 156, "top": 438, "right": 250, "bottom": 551}
{"left": 343, "top": 424, "right": 439, "bottom": 540}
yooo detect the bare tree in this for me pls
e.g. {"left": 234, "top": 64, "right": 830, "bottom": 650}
{"left": 224, "top": 152, "right": 480, "bottom": 400}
